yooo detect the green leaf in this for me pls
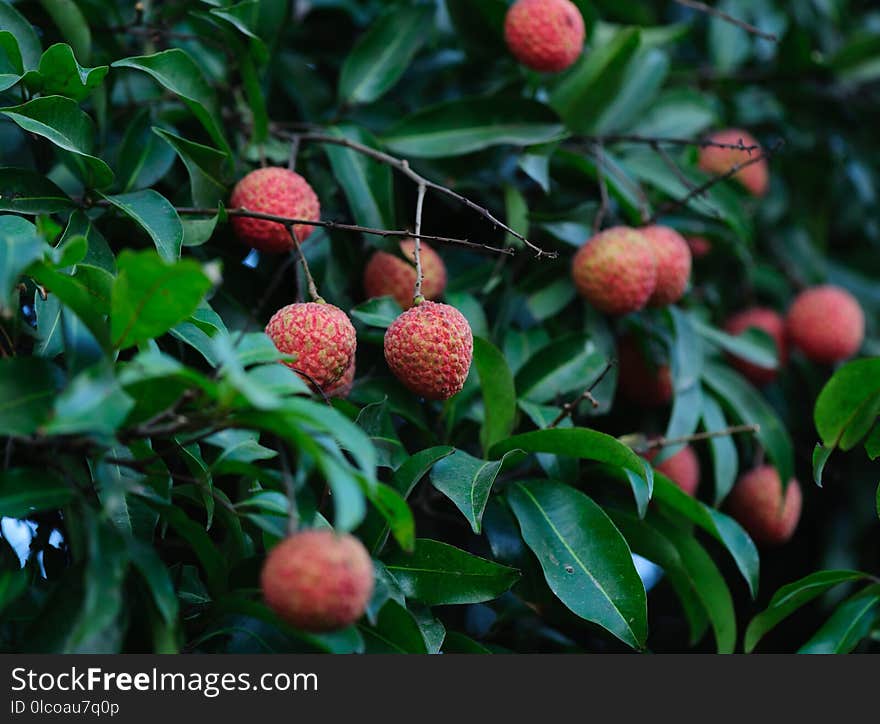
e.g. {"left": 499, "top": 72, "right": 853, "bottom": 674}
{"left": 0, "top": 215, "right": 45, "bottom": 309}
{"left": 798, "top": 584, "right": 880, "bottom": 654}
{"left": 350, "top": 296, "right": 402, "bottom": 328}
{"left": 0, "top": 95, "right": 113, "bottom": 187}
{"left": 0, "top": 1, "right": 41, "bottom": 70}
{"left": 115, "top": 112, "right": 176, "bottom": 193}
{"left": 383, "top": 539, "right": 519, "bottom": 606}
{"left": 0, "top": 356, "right": 61, "bottom": 436}
{"left": 694, "top": 319, "right": 778, "bottom": 371}
{"left": 0, "top": 167, "right": 74, "bottom": 213}
{"left": 430, "top": 449, "right": 518, "bottom": 534}
{"left": 130, "top": 540, "right": 179, "bottom": 627}
{"left": 665, "top": 307, "right": 704, "bottom": 447}
{"left": 383, "top": 96, "right": 566, "bottom": 158}
{"left": 322, "top": 125, "right": 394, "bottom": 229}
{"left": 0, "top": 468, "right": 73, "bottom": 518}
{"left": 702, "top": 362, "right": 795, "bottom": 488}
{"left": 112, "top": 50, "right": 231, "bottom": 155}
{"left": 366, "top": 483, "right": 415, "bottom": 553}
{"left": 25, "top": 43, "right": 106, "bottom": 100}
{"left": 110, "top": 250, "right": 212, "bottom": 349}
{"left": 507, "top": 480, "right": 647, "bottom": 649}
{"left": 361, "top": 599, "right": 428, "bottom": 654}
{"left": 339, "top": 5, "right": 432, "bottom": 105}
{"left": 814, "top": 358, "right": 880, "bottom": 451}
{"left": 37, "top": 0, "right": 92, "bottom": 62}
{"left": 44, "top": 364, "right": 134, "bottom": 436}
{"left": 473, "top": 337, "right": 516, "bottom": 454}
{"left": 701, "top": 394, "right": 738, "bottom": 504}
{"left": 99, "top": 190, "right": 183, "bottom": 261}
{"left": 514, "top": 333, "right": 606, "bottom": 403}
{"left": 550, "top": 27, "right": 641, "bottom": 133}
{"left": 745, "top": 570, "right": 870, "bottom": 653}
{"left": 153, "top": 128, "right": 229, "bottom": 208}
{"left": 593, "top": 47, "right": 670, "bottom": 135}
{"left": 812, "top": 444, "right": 833, "bottom": 487}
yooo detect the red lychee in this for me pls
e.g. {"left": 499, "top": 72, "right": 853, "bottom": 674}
{"left": 724, "top": 307, "right": 788, "bottom": 385}
{"left": 616, "top": 335, "right": 673, "bottom": 407}
{"left": 640, "top": 225, "right": 692, "bottom": 307}
{"left": 504, "top": 0, "right": 585, "bottom": 73}
{"left": 265, "top": 302, "right": 356, "bottom": 389}
{"left": 384, "top": 301, "right": 473, "bottom": 400}
{"left": 726, "top": 466, "right": 802, "bottom": 546}
{"left": 698, "top": 129, "right": 769, "bottom": 197}
{"left": 685, "top": 235, "right": 712, "bottom": 259}
{"left": 571, "top": 226, "right": 658, "bottom": 316}
{"left": 647, "top": 445, "right": 700, "bottom": 497}
{"left": 325, "top": 357, "right": 355, "bottom": 399}
{"left": 363, "top": 240, "right": 447, "bottom": 310}
{"left": 229, "top": 167, "right": 320, "bottom": 253}
{"left": 261, "top": 530, "right": 373, "bottom": 632}
{"left": 785, "top": 285, "right": 865, "bottom": 364}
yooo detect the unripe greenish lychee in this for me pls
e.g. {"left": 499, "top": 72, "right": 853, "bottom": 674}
{"left": 785, "top": 285, "right": 865, "bottom": 364}
{"left": 324, "top": 357, "right": 355, "bottom": 399}
{"left": 504, "top": 0, "right": 585, "bottom": 72}
{"left": 647, "top": 445, "right": 700, "bottom": 497}
{"left": 724, "top": 307, "right": 787, "bottom": 385}
{"left": 265, "top": 302, "right": 356, "bottom": 389}
{"left": 384, "top": 301, "right": 473, "bottom": 400}
{"left": 641, "top": 225, "right": 692, "bottom": 306}
{"left": 363, "top": 240, "right": 447, "bottom": 310}
{"left": 229, "top": 167, "right": 320, "bottom": 253}
{"left": 726, "top": 466, "right": 802, "bottom": 546}
{"left": 616, "top": 335, "right": 673, "bottom": 406}
{"left": 261, "top": 530, "right": 373, "bottom": 632}
{"left": 698, "top": 129, "right": 769, "bottom": 197}
{"left": 571, "top": 226, "right": 658, "bottom": 315}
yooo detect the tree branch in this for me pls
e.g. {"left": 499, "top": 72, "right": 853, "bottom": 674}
{"left": 674, "top": 0, "right": 778, "bottom": 42}
{"left": 639, "top": 423, "right": 761, "bottom": 453}
{"left": 550, "top": 357, "right": 616, "bottom": 428}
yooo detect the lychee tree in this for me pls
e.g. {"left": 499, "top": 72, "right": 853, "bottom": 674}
{"left": 0, "top": 0, "right": 878, "bottom": 654}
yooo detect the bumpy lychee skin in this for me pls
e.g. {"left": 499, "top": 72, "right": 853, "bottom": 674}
{"left": 647, "top": 445, "right": 700, "bottom": 497}
{"left": 325, "top": 357, "right": 355, "bottom": 399}
{"left": 229, "top": 167, "right": 320, "bottom": 253}
{"left": 698, "top": 129, "right": 769, "bottom": 197}
{"left": 572, "top": 227, "right": 658, "bottom": 315}
{"left": 504, "top": 0, "right": 585, "bottom": 73}
{"left": 265, "top": 302, "right": 356, "bottom": 389}
{"left": 785, "top": 285, "right": 865, "bottom": 364}
{"left": 261, "top": 530, "right": 373, "bottom": 632}
{"left": 726, "top": 466, "right": 802, "bottom": 546}
{"left": 686, "top": 235, "right": 712, "bottom": 259}
{"left": 363, "top": 240, "right": 447, "bottom": 310}
{"left": 724, "top": 307, "right": 788, "bottom": 385}
{"left": 640, "top": 225, "right": 692, "bottom": 306}
{"left": 384, "top": 301, "right": 473, "bottom": 400}
{"left": 616, "top": 335, "right": 673, "bottom": 406}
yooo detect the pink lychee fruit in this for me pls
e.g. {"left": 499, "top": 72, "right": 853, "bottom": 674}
{"left": 726, "top": 466, "right": 802, "bottom": 546}
{"left": 384, "top": 301, "right": 473, "bottom": 400}
{"left": 698, "top": 129, "right": 769, "bottom": 197}
{"left": 571, "top": 226, "right": 658, "bottom": 316}
{"left": 685, "top": 235, "right": 712, "bottom": 259}
{"left": 724, "top": 307, "right": 788, "bottom": 385}
{"left": 229, "top": 167, "right": 320, "bottom": 253}
{"left": 785, "top": 285, "right": 865, "bottom": 364}
{"left": 363, "top": 240, "right": 447, "bottom": 310}
{"left": 325, "top": 357, "right": 355, "bottom": 399}
{"left": 640, "top": 225, "right": 692, "bottom": 307}
{"left": 646, "top": 445, "right": 700, "bottom": 497}
{"left": 616, "top": 335, "right": 673, "bottom": 407}
{"left": 504, "top": 0, "right": 585, "bottom": 73}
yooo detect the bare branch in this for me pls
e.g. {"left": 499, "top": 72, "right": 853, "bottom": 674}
{"left": 550, "top": 357, "right": 616, "bottom": 428}
{"left": 674, "top": 0, "right": 778, "bottom": 42}
{"left": 639, "top": 423, "right": 761, "bottom": 453}
{"left": 413, "top": 183, "right": 427, "bottom": 303}
{"left": 584, "top": 133, "right": 761, "bottom": 152}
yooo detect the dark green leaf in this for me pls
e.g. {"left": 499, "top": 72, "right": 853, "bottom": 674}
{"left": 0, "top": 167, "right": 74, "bottom": 214}
{"left": 0, "top": 468, "right": 72, "bottom": 518}
{"left": 814, "top": 358, "right": 880, "bottom": 451}
{"left": 0, "top": 215, "right": 45, "bottom": 309}
{"left": 99, "top": 190, "right": 183, "bottom": 261}
{"left": 0, "top": 357, "right": 61, "bottom": 435}
{"left": 798, "top": 584, "right": 880, "bottom": 654}
{"left": 473, "top": 337, "right": 516, "bottom": 453}
{"left": 153, "top": 128, "right": 229, "bottom": 208}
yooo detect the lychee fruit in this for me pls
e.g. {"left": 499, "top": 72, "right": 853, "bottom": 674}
{"left": 724, "top": 307, "right": 788, "bottom": 385}
{"left": 504, "top": 0, "right": 585, "bottom": 73}
{"left": 698, "top": 129, "right": 769, "bottom": 197}
{"left": 325, "top": 357, "right": 355, "bottom": 399}
{"left": 646, "top": 445, "right": 700, "bottom": 497}
{"left": 616, "top": 335, "right": 673, "bottom": 406}
{"left": 685, "top": 235, "right": 712, "bottom": 259}
{"left": 229, "top": 167, "right": 320, "bottom": 253}
{"left": 785, "top": 285, "right": 865, "bottom": 364}
{"left": 726, "top": 466, "right": 802, "bottom": 546}
{"left": 384, "top": 301, "right": 473, "bottom": 400}
{"left": 640, "top": 225, "right": 692, "bottom": 306}
{"left": 261, "top": 530, "right": 374, "bottom": 632}
{"left": 265, "top": 302, "right": 356, "bottom": 389}
{"left": 572, "top": 226, "right": 658, "bottom": 315}
{"left": 363, "top": 239, "right": 447, "bottom": 310}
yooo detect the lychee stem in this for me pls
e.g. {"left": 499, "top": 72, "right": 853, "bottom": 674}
{"left": 412, "top": 183, "right": 426, "bottom": 305}
{"left": 287, "top": 226, "right": 323, "bottom": 303}
{"left": 638, "top": 423, "right": 761, "bottom": 454}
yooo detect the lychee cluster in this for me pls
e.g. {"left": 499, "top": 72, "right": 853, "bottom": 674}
{"left": 363, "top": 239, "right": 447, "bottom": 309}
{"left": 572, "top": 225, "right": 692, "bottom": 316}
{"left": 726, "top": 466, "right": 802, "bottom": 546}
{"left": 698, "top": 128, "right": 769, "bottom": 197}
{"left": 261, "top": 530, "right": 373, "bottom": 632}
{"left": 504, "top": 0, "right": 585, "bottom": 73}
{"left": 384, "top": 301, "right": 473, "bottom": 400}
{"left": 230, "top": 167, "right": 321, "bottom": 253}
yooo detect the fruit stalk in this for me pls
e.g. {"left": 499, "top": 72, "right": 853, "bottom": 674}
{"left": 412, "top": 183, "right": 426, "bottom": 304}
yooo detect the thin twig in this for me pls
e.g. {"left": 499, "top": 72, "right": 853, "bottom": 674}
{"left": 413, "top": 183, "right": 426, "bottom": 303}
{"left": 287, "top": 227, "right": 321, "bottom": 302}
{"left": 592, "top": 143, "right": 610, "bottom": 234}
{"left": 587, "top": 133, "right": 761, "bottom": 151}
{"left": 674, "top": 0, "right": 778, "bottom": 42}
{"left": 276, "top": 129, "right": 555, "bottom": 259}
{"left": 639, "top": 423, "right": 760, "bottom": 453}
{"left": 550, "top": 357, "right": 617, "bottom": 428}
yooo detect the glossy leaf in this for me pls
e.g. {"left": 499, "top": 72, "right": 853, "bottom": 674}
{"left": 99, "top": 190, "right": 183, "bottom": 261}
{"left": 0, "top": 468, "right": 73, "bottom": 518}
{"left": 473, "top": 337, "right": 516, "bottom": 453}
